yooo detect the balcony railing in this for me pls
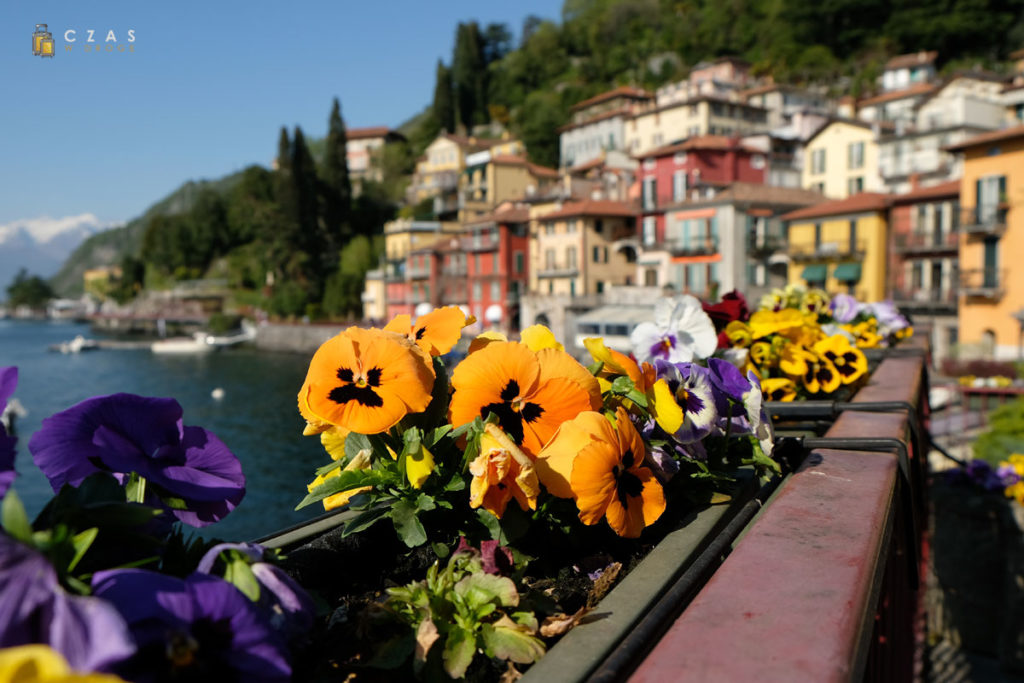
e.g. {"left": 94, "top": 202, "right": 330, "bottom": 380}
{"left": 537, "top": 265, "right": 581, "bottom": 279}
{"left": 959, "top": 268, "right": 1005, "bottom": 298}
{"left": 441, "top": 264, "right": 467, "bottom": 277}
{"left": 666, "top": 237, "right": 718, "bottom": 257}
{"left": 893, "top": 230, "right": 958, "bottom": 253}
{"left": 892, "top": 286, "right": 958, "bottom": 308}
{"left": 384, "top": 269, "right": 405, "bottom": 283}
{"left": 406, "top": 266, "right": 431, "bottom": 280}
{"left": 747, "top": 233, "right": 786, "bottom": 254}
{"left": 790, "top": 239, "right": 869, "bottom": 261}
{"left": 460, "top": 234, "right": 499, "bottom": 252}
{"left": 960, "top": 205, "right": 1007, "bottom": 237}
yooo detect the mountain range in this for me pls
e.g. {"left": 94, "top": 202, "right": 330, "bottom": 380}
{"left": 0, "top": 214, "right": 115, "bottom": 294}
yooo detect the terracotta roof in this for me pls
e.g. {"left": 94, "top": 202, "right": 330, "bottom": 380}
{"left": 857, "top": 82, "right": 937, "bottom": 107}
{"left": 347, "top": 126, "right": 396, "bottom": 141}
{"left": 637, "top": 135, "right": 760, "bottom": 159}
{"left": 467, "top": 207, "right": 531, "bottom": 226}
{"left": 558, "top": 107, "right": 632, "bottom": 133}
{"left": 781, "top": 192, "right": 891, "bottom": 221}
{"left": 884, "top": 51, "right": 938, "bottom": 70}
{"left": 536, "top": 199, "right": 638, "bottom": 220}
{"left": 945, "top": 125, "right": 1024, "bottom": 151}
{"left": 891, "top": 180, "right": 960, "bottom": 204}
{"left": 570, "top": 86, "right": 652, "bottom": 112}
{"left": 714, "top": 183, "right": 826, "bottom": 206}
{"left": 804, "top": 117, "right": 885, "bottom": 144}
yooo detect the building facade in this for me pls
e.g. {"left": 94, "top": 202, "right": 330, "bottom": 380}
{"left": 463, "top": 207, "right": 531, "bottom": 332}
{"left": 782, "top": 193, "right": 891, "bottom": 302}
{"left": 559, "top": 86, "right": 653, "bottom": 169}
{"left": 346, "top": 127, "right": 405, "bottom": 188}
{"left": 948, "top": 126, "right": 1024, "bottom": 360}
{"left": 802, "top": 119, "right": 884, "bottom": 199}
{"left": 625, "top": 98, "right": 770, "bottom": 157}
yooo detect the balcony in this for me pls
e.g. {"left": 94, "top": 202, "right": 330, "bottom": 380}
{"left": 790, "top": 239, "right": 868, "bottom": 262}
{"left": 537, "top": 264, "right": 580, "bottom": 279}
{"left": 892, "top": 286, "right": 957, "bottom": 309}
{"left": 666, "top": 237, "right": 718, "bottom": 257}
{"left": 384, "top": 268, "right": 405, "bottom": 283}
{"left": 893, "top": 230, "right": 958, "bottom": 253}
{"left": 460, "top": 232, "right": 499, "bottom": 253}
{"left": 441, "top": 263, "right": 467, "bottom": 277}
{"left": 960, "top": 205, "right": 1007, "bottom": 237}
{"left": 959, "top": 268, "right": 1005, "bottom": 299}
{"left": 406, "top": 266, "right": 431, "bottom": 280}
{"left": 747, "top": 233, "right": 786, "bottom": 255}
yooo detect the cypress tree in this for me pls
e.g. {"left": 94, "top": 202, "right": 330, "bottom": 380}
{"left": 432, "top": 61, "right": 455, "bottom": 134}
{"left": 323, "top": 97, "right": 353, "bottom": 247}
{"left": 452, "top": 22, "right": 486, "bottom": 130}
{"left": 289, "top": 127, "right": 322, "bottom": 288}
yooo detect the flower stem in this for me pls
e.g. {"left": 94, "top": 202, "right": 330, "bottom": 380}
{"left": 126, "top": 472, "right": 147, "bottom": 504}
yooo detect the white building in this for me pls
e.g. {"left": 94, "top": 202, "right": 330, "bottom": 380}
{"left": 880, "top": 51, "right": 938, "bottom": 92}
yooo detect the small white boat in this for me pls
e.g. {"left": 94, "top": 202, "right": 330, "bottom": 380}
{"left": 151, "top": 332, "right": 215, "bottom": 354}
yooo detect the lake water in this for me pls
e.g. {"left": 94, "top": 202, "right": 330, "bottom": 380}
{"left": 0, "top": 319, "right": 331, "bottom": 542}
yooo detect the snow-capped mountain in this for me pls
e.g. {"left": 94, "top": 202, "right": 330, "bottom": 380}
{"left": 0, "top": 214, "right": 116, "bottom": 290}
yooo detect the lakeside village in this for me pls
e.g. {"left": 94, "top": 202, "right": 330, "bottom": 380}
{"left": 8, "top": 50, "right": 1024, "bottom": 371}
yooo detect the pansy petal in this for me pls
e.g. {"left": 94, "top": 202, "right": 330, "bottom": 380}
{"left": 650, "top": 379, "right": 684, "bottom": 434}
{"left": 449, "top": 341, "right": 540, "bottom": 430}
{"left": 520, "top": 376, "right": 596, "bottom": 457}
{"left": 468, "top": 330, "right": 508, "bottom": 354}
{"left": 412, "top": 306, "right": 468, "bottom": 356}
{"left": 536, "top": 348, "right": 602, "bottom": 410}
{"left": 520, "top": 324, "right": 564, "bottom": 352}
{"left": 536, "top": 411, "right": 610, "bottom": 498}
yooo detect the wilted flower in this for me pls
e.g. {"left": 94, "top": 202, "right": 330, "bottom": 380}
{"left": 299, "top": 327, "right": 435, "bottom": 435}
{"left": 0, "top": 533, "right": 135, "bottom": 673}
{"left": 468, "top": 424, "right": 539, "bottom": 518}
{"left": 92, "top": 570, "right": 291, "bottom": 683}
{"left": 630, "top": 296, "right": 717, "bottom": 365}
{"left": 28, "top": 394, "right": 245, "bottom": 527}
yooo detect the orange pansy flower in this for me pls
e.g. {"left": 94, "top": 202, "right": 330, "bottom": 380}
{"left": 384, "top": 306, "right": 470, "bottom": 356}
{"left": 468, "top": 424, "right": 540, "bottom": 518}
{"left": 570, "top": 408, "right": 666, "bottom": 538}
{"left": 449, "top": 341, "right": 595, "bottom": 458}
{"left": 299, "top": 327, "right": 435, "bottom": 435}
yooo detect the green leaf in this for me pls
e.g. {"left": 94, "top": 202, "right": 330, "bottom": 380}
{"left": 367, "top": 632, "right": 416, "bottom": 670}
{"left": 342, "top": 506, "right": 393, "bottom": 536}
{"left": 124, "top": 472, "right": 147, "bottom": 504}
{"left": 587, "top": 360, "right": 604, "bottom": 376}
{"left": 481, "top": 617, "right": 546, "bottom": 664}
{"left": 314, "top": 459, "right": 344, "bottom": 477}
{"left": 224, "top": 557, "right": 261, "bottom": 601}
{"left": 67, "top": 527, "right": 99, "bottom": 572}
{"left": 429, "top": 425, "right": 453, "bottom": 446}
{"left": 432, "top": 542, "right": 451, "bottom": 559}
{"left": 345, "top": 432, "right": 373, "bottom": 461}
{"left": 476, "top": 508, "right": 503, "bottom": 542}
{"left": 625, "top": 388, "right": 649, "bottom": 408}
{"left": 454, "top": 573, "right": 519, "bottom": 609}
{"left": 391, "top": 499, "right": 428, "bottom": 547}
{"left": 444, "top": 476, "right": 466, "bottom": 493}
{"left": 158, "top": 494, "right": 190, "bottom": 511}
{"left": 414, "top": 493, "right": 437, "bottom": 513}
{"left": 442, "top": 626, "right": 478, "bottom": 679}
{"left": 1, "top": 490, "right": 32, "bottom": 543}
{"left": 610, "top": 376, "right": 635, "bottom": 394}
{"left": 295, "top": 470, "right": 393, "bottom": 510}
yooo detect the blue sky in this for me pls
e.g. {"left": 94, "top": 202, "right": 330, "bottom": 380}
{"left": 0, "top": 1, "right": 562, "bottom": 225}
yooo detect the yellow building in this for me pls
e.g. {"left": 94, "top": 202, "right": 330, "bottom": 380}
{"left": 459, "top": 155, "right": 558, "bottom": 221}
{"left": 83, "top": 266, "right": 123, "bottom": 299}
{"left": 781, "top": 193, "right": 890, "bottom": 302}
{"left": 383, "top": 218, "right": 461, "bottom": 275}
{"left": 361, "top": 268, "right": 386, "bottom": 321}
{"left": 947, "top": 125, "right": 1024, "bottom": 359}
{"left": 802, "top": 119, "right": 884, "bottom": 199}
{"left": 528, "top": 200, "right": 638, "bottom": 297}
{"left": 625, "top": 97, "right": 769, "bottom": 157}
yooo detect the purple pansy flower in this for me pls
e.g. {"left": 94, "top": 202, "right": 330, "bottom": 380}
{"left": 29, "top": 394, "right": 245, "bottom": 527}
{"left": 0, "top": 532, "right": 136, "bottom": 671}
{"left": 706, "top": 358, "right": 751, "bottom": 418}
{"left": 653, "top": 360, "right": 717, "bottom": 443}
{"left": 92, "top": 569, "right": 291, "bottom": 683}
{"left": 0, "top": 366, "right": 17, "bottom": 498}
{"left": 829, "top": 294, "right": 861, "bottom": 324}
{"left": 197, "top": 542, "right": 314, "bottom": 638}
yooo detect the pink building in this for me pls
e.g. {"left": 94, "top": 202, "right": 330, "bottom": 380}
{"left": 464, "top": 206, "right": 531, "bottom": 331}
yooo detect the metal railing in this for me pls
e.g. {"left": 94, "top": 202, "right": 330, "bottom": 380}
{"left": 892, "top": 286, "right": 958, "bottom": 307}
{"left": 536, "top": 265, "right": 581, "bottom": 278}
{"left": 959, "top": 267, "right": 1005, "bottom": 298}
{"left": 747, "top": 233, "right": 786, "bottom": 254}
{"left": 790, "top": 239, "right": 869, "bottom": 261}
{"left": 460, "top": 234, "right": 499, "bottom": 252}
{"left": 960, "top": 205, "right": 1007, "bottom": 236}
{"left": 665, "top": 237, "right": 718, "bottom": 257}
{"left": 406, "top": 266, "right": 431, "bottom": 280}
{"left": 893, "top": 230, "right": 958, "bottom": 252}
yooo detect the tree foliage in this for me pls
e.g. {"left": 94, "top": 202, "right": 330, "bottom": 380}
{"left": 6, "top": 268, "right": 55, "bottom": 308}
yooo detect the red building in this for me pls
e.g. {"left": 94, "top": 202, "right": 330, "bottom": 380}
{"left": 637, "top": 135, "right": 768, "bottom": 245}
{"left": 888, "top": 179, "right": 960, "bottom": 363}
{"left": 464, "top": 206, "right": 531, "bottom": 332}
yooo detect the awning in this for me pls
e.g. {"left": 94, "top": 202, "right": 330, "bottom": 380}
{"left": 801, "top": 264, "right": 827, "bottom": 282}
{"left": 833, "top": 263, "right": 862, "bottom": 282}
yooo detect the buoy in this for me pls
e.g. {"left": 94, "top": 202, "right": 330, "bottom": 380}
{"left": 211, "top": 388, "right": 225, "bottom": 400}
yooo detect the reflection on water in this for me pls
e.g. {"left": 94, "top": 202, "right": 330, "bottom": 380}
{"left": 0, "top": 320, "right": 328, "bottom": 541}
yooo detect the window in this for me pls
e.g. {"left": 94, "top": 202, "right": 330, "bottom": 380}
{"left": 643, "top": 177, "right": 657, "bottom": 210}
{"left": 567, "top": 247, "right": 578, "bottom": 268}
{"left": 570, "top": 280, "right": 576, "bottom": 296}
{"left": 811, "top": 148, "right": 826, "bottom": 174}
{"left": 545, "top": 222, "right": 554, "bottom": 235}
{"left": 644, "top": 268, "right": 658, "bottom": 286}
{"left": 848, "top": 141, "right": 865, "bottom": 170}
{"left": 751, "top": 154, "right": 765, "bottom": 170}
{"left": 812, "top": 182, "right": 825, "bottom": 194}
{"left": 579, "top": 323, "right": 600, "bottom": 334}
{"left": 643, "top": 158, "right": 656, "bottom": 171}
{"left": 490, "top": 281, "right": 500, "bottom": 301}
{"left": 594, "top": 219, "right": 603, "bottom": 234}
{"left": 593, "top": 246, "right": 601, "bottom": 263}
{"left": 545, "top": 248, "right": 555, "bottom": 270}
{"left": 606, "top": 324, "right": 629, "bottom": 336}
{"left": 673, "top": 170, "right": 687, "bottom": 202}
{"left": 674, "top": 151, "right": 687, "bottom": 165}
{"left": 548, "top": 281, "right": 553, "bottom": 294}
{"left": 643, "top": 216, "right": 657, "bottom": 246}
{"left": 567, "top": 219, "right": 577, "bottom": 233}
{"left": 847, "top": 177, "right": 863, "bottom": 195}
{"left": 849, "top": 220, "right": 858, "bottom": 253}
{"left": 474, "top": 253, "right": 481, "bottom": 273}
{"left": 514, "top": 251, "right": 524, "bottom": 273}
{"left": 814, "top": 223, "right": 822, "bottom": 249}
{"left": 472, "top": 282, "right": 481, "bottom": 301}
{"left": 595, "top": 280, "right": 604, "bottom": 294}
{"left": 492, "top": 252, "right": 499, "bottom": 271}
